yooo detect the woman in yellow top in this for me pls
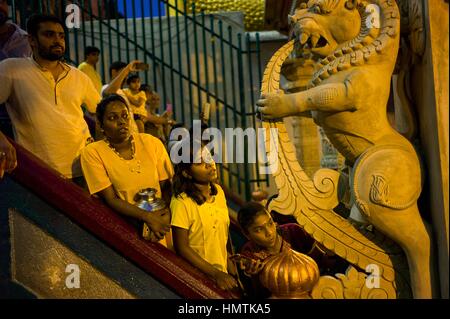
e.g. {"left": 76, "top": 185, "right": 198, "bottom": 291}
{"left": 170, "top": 139, "right": 238, "bottom": 291}
{"left": 80, "top": 94, "right": 174, "bottom": 245}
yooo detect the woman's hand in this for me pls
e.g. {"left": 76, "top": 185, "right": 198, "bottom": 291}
{"left": 212, "top": 270, "right": 238, "bottom": 291}
{"left": 147, "top": 229, "right": 163, "bottom": 242}
{"left": 142, "top": 209, "right": 171, "bottom": 239}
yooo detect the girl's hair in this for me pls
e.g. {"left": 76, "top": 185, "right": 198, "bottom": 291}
{"left": 126, "top": 74, "right": 140, "bottom": 85}
{"left": 96, "top": 94, "right": 128, "bottom": 127}
{"left": 238, "top": 201, "right": 268, "bottom": 233}
{"left": 172, "top": 139, "right": 217, "bottom": 205}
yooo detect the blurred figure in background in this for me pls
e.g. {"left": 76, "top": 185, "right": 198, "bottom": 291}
{"left": 78, "top": 46, "right": 102, "bottom": 94}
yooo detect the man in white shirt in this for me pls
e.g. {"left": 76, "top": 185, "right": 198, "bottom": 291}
{"left": 0, "top": 14, "right": 101, "bottom": 180}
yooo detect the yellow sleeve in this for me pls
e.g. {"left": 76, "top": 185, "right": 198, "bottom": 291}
{"left": 0, "top": 60, "right": 12, "bottom": 104}
{"left": 80, "top": 70, "right": 101, "bottom": 113}
{"left": 80, "top": 144, "right": 112, "bottom": 195}
{"left": 139, "top": 91, "right": 147, "bottom": 103}
{"left": 156, "top": 137, "right": 174, "bottom": 180}
{"left": 122, "top": 88, "right": 134, "bottom": 98}
{"left": 142, "top": 133, "right": 174, "bottom": 180}
{"left": 170, "top": 196, "right": 191, "bottom": 230}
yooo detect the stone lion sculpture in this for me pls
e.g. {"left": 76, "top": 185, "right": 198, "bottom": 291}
{"left": 257, "top": 0, "right": 434, "bottom": 298}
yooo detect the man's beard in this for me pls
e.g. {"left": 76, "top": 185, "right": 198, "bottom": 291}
{"left": 37, "top": 43, "right": 65, "bottom": 61}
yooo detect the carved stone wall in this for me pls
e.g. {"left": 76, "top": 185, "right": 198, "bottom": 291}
{"left": 407, "top": 0, "right": 449, "bottom": 298}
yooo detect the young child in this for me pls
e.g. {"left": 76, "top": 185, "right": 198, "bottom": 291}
{"left": 123, "top": 74, "right": 147, "bottom": 133}
{"left": 235, "top": 201, "right": 347, "bottom": 298}
{"left": 170, "top": 139, "right": 238, "bottom": 291}
{"left": 139, "top": 84, "right": 174, "bottom": 143}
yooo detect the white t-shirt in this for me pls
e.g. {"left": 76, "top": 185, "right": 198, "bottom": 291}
{"left": 0, "top": 57, "right": 101, "bottom": 178}
{"left": 170, "top": 185, "right": 230, "bottom": 273}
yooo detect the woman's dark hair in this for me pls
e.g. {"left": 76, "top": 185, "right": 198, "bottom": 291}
{"left": 96, "top": 94, "right": 128, "bottom": 127}
{"left": 172, "top": 139, "right": 217, "bottom": 205}
{"left": 238, "top": 201, "right": 268, "bottom": 233}
{"left": 26, "top": 13, "right": 65, "bottom": 38}
{"left": 126, "top": 74, "right": 140, "bottom": 85}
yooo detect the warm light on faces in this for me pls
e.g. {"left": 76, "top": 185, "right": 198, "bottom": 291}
{"left": 129, "top": 79, "right": 141, "bottom": 91}
{"left": 102, "top": 101, "right": 130, "bottom": 143}
{"left": 32, "top": 22, "right": 66, "bottom": 61}
{"left": 145, "top": 91, "right": 160, "bottom": 110}
{"left": 246, "top": 212, "right": 278, "bottom": 249}
{"left": 188, "top": 148, "right": 217, "bottom": 184}
{"left": 87, "top": 52, "right": 99, "bottom": 65}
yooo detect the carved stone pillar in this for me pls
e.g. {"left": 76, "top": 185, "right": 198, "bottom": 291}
{"left": 403, "top": 0, "right": 449, "bottom": 298}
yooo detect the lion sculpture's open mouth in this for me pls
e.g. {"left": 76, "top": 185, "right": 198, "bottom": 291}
{"left": 293, "top": 18, "right": 331, "bottom": 58}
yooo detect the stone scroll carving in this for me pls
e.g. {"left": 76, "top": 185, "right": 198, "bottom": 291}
{"left": 259, "top": 0, "right": 434, "bottom": 298}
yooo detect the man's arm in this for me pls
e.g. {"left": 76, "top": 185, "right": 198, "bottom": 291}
{"left": 81, "top": 73, "right": 102, "bottom": 115}
{"left": 0, "top": 132, "right": 17, "bottom": 179}
{"left": 102, "top": 60, "right": 141, "bottom": 95}
{"left": 0, "top": 61, "right": 17, "bottom": 178}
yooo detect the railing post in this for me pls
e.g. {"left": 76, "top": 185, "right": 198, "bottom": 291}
{"left": 149, "top": 0, "right": 157, "bottom": 91}
{"left": 192, "top": 3, "right": 202, "bottom": 115}
{"left": 166, "top": 0, "right": 176, "bottom": 114}
{"left": 87, "top": 0, "right": 95, "bottom": 46}
{"left": 122, "top": 0, "right": 130, "bottom": 63}
{"left": 255, "top": 32, "right": 269, "bottom": 187}
{"left": 97, "top": 0, "right": 106, "bottom": 83}
{"left": 219, "top": 20, "right": 232, "bottom": 188}
{"left": 237, "top": 33, "right": 250, "bottom": 201}
{"left": 183, "top": 0, "right": 194, "bottom": 124}
{"left": 158, "top": 0, "right": 167, "bottom": 109}
{"left": 140, "top": 0, "right": 149, "bottom": 84}
{"left": 174, "top": 0, "right": 186, "bottom": 123}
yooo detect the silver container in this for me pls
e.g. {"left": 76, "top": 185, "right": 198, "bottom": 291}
{"left": 135, "top": 188, "right": 167, "bottom": 241}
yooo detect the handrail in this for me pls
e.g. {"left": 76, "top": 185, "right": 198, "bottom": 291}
{"left": 7, "top": 138, "right": 239, "bottom": 299}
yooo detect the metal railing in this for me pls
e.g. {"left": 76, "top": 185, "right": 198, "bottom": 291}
{"left": 9, "top": 0, "right": 268, "bottom": 200}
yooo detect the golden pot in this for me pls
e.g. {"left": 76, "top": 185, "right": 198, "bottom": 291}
{"left": 259, "top": 248, "right": 320, "bottom": 299}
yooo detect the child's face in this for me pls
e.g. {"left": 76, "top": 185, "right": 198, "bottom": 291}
{"left": 187, "top": 148, "right": 217, "bottom": 183}
{"left": 87, "top": 52, "right": 99, "bottom": 64}
{"left": 129, "top": 79, "right": 141, "bottom": 91}
{"left": 245, "top": 212, "right": 277, "bottom": 249}
{"left": 147, "top": 91, "right": 160, "bottom": 108}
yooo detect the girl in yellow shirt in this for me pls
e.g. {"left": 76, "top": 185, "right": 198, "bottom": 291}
{"left": 81, "top": 94, "right": 174, "bottom": 244}
{"left": 170, "top": 139, "right": 238, "bottom": 291}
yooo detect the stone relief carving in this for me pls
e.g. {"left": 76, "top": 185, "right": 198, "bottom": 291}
{"left": 258, "top": 0, "right": 435, "bottom": 298}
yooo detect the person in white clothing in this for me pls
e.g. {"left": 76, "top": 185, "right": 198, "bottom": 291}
{"left": 0, "top": 14, "right": 101, "bottom": 181}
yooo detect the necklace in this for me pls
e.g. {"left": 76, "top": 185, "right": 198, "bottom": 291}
{"left": 104, "top": 136, "right": 142, "bottom": 173}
